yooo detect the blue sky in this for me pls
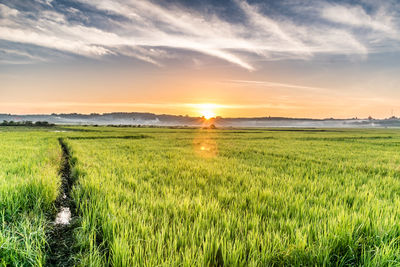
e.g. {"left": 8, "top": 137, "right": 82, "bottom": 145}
{"left": 1, "top": 0, "right": 400, "bottom": 117}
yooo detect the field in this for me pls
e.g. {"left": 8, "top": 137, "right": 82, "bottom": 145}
{"left": 0, "top": 131, "right": 61, "bottom": 266}
{"left": 2, "top": 127, "right": 400, "bottom": 266}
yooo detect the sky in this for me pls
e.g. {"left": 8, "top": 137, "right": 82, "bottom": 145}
{"left": 1, "top": 0, "right": 400, "bottom": 118}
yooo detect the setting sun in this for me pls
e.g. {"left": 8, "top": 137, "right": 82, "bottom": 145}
{"left": 201, "top": 110, "right": 216, "bottom": 120}
{"left": 197, "top": 104, "right": 217, "bottom": 119}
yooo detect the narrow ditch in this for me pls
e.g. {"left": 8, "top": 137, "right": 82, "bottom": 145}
{"left": 47, "top": 138, "right": 77, "bottom": 266}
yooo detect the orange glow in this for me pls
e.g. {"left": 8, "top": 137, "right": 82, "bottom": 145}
{"left": 197, "top": 103, "right": 217, "bottom": 119}
{"left": 201, "top": 110, "right": 216, "bottom": 120}
{"left": 3, "top": 58, "right": 400, "bottom": 119}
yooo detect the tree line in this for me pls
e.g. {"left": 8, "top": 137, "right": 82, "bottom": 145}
{"left": 0, "top": 120, "right": 55, "bottom": 127}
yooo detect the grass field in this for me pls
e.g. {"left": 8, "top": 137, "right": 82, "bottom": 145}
{"left": 0, "top": 131, "right": 61, "bottom": 266}
{"left": 2, "top": 127, "right": 400, "bottom": 266}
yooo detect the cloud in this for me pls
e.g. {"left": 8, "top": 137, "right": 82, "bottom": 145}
{"left": 0, "top": 3, "right": 19, "bottom": 17}
{"left": 0, "top": 0, "right": 398, "bottom": 69}
{"left": 321, "top": 4, "right": 394, "bottom": 34}
{"left": 225, "top": 79, "right": 332, "bottom": 93}
{"left": 0, "top": 47, "right": 48, "bottom": 64}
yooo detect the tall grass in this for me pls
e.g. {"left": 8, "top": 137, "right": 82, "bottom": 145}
{"left": 66, "top": 128, "right": 400, "bottom": 266}
{"left": 0, "top": 132, "right": 61, "bottom": 266}
{"left": 3, "top": 127, "right": 400, "bottom": 265}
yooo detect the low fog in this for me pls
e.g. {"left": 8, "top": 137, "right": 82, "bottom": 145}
{"left": 1, "top": 113, "right": 400, "bottom": 128}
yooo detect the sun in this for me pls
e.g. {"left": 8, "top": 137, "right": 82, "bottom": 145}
{"left": 201, "top": 110, "right": 216, "bottom": 120}
{"left": 198, "top": 104, "right": 217, "bottom": 119}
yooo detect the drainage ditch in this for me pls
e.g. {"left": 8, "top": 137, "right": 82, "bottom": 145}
{"left": 47, "top": 138, "right": 77, "bottom": 266}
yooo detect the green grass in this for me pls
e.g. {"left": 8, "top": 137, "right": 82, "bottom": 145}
{"left": 64, "top": 128, "right": 400, "bottom": 266}
{"left": 3, "top": 127, "right": 400, "bottom": 266}
{"left": 0, "top": 131, "right": 61, "bottom": 266}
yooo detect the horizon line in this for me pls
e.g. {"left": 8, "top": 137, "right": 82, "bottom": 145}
{"left": 0, "top": 111, "right": 393, "bottom": 121}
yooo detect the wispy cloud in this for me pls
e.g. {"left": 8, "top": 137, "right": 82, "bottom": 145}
{"left": 225, "top": 79, "right": 331, "bottom": 92}
{"left": 0, "top": 0, "right": 399, "bottom": 69}
{"left": 0, "top": 3, "right": 18, "bottom": 17}
{"left": 0, "top": 48, "right": 47, "bottom": 61}
{"left": 321, "top": 4, "right": 395, "bottom": 34}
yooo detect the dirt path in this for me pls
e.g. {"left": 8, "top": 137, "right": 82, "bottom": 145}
{"left": 47, "top": 138, "right": 77, "bottom": 266}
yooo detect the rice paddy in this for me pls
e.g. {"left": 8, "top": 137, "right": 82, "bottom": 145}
{"left": 2, "top": 127, "right": 400, "bottom": 266}
{"left": 0, "top": 131, "right": 61, "bottom": 266}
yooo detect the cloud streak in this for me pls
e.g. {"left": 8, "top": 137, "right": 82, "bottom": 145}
{"left": 321, "top": 4, "right": 395, "bottom": 34}
{"left": 0, "top": 0, "right": 399, "bottom": 69}
{"left": 225, "top": 79, "right": 332, "bottom": 93}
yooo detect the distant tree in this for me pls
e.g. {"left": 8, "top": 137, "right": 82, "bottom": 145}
{"left": 35, "top": 121, "right": 49, "bottom": 126}
{"left": 0, "top": 120, "right": 54, "bottom": 127}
